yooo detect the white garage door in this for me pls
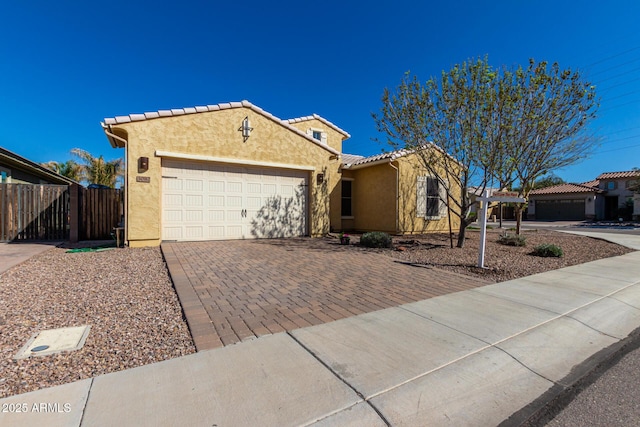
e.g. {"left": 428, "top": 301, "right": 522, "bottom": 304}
{"left": 162, "top": 159, "right": 308, "bottom": 241}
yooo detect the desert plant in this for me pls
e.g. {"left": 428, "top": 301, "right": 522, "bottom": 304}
{"left": 533, "top": 244, "right": 563, "bottom": 257}
{"left": 360, "top": 232, "right": 393, "bottom": 248}
{"left": 497, "top": 234, "right": 526, "bottom": 246}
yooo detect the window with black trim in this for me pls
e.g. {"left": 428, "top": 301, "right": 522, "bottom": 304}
{"left": 341, "top": 180, "right": 352, "bottom": 216}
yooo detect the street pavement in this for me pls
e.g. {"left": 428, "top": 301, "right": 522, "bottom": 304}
{"left": 542, "top": 335, "right": 640, "bottom": 426}
{"left": 1, "top": 230, "right": 639, "bottom": 426}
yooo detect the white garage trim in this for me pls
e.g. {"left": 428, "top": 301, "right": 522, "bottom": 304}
{"left": 155, "top": 150, "right": 316, "bottom": 171}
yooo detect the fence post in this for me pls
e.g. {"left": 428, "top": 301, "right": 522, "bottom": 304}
{"left": 69, "top": 183, "right": 79, "bottom": 243}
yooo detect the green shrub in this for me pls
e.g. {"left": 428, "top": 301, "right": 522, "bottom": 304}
{"left": 533, "top": 244, "right": 563, "bottom": 258}
{"left": 360, "top": 231, "right": 393, "bottom": 248}
{"left": 497, "top": 234, "right": 526, "bottom": 246}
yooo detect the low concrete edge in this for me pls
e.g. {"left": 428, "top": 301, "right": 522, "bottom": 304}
{"left": 500, "top": 325, "right": 640, "bottom": 427}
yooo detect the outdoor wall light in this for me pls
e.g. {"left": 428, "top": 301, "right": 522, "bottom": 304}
{"left": 138, "top": 156, "right": 149, "bottom": 172}
{"left": 317, "top": 173, "right": 324, "bottom": 185}
{"left": 239, "top": 116, "right": 253, "bottom": 142}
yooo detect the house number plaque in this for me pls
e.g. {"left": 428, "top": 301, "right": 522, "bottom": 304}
{"left": 136, "top": 176, "right": 151, "bottom": 183}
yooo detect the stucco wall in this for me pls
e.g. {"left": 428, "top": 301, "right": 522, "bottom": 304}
{"left": 396, "top": 155, "right": 461, "bottom": 234}
{"left": 286, "top": 118, "right": 344, "bottom": 154}
{"left": 334, "top": 154, "right": 461, "bottom": 235}
{"left": 351, "top": 163, "right": 397, "bottom": 233}
{"left": 112, "top": 107, "right": 339, "bottom": 246}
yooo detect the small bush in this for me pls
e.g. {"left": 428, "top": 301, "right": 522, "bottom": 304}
{"left": 533, "top": 244, "right": 564, "bottom": 258}
{"left": 360, "top": 231, "right": 393, "bottom": 248}
{"left": 497, "top": 234, "right": 526, "bottom": 247}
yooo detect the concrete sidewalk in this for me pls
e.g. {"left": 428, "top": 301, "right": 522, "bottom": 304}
{"left": 557, "top": 229, "right": 640, "bottom": 250}
{"left": 2, "top": 238, "right": 640, "bottom": 426}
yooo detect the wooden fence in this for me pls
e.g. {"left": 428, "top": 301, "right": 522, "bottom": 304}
{"left": 78, "top": 187, "right": 123, "bottom": 240}
{"left": 0, "top": 184, "right": 69, "bottom": 241}
{"left": 0, "top": 183, "right": 123, "bottom": 242}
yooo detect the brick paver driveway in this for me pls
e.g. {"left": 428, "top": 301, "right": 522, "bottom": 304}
{"left": 162, "top": 238, "right": 490, "bottom": 351}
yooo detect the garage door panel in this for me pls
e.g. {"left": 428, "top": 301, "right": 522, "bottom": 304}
{"left": 164, "top": 179, "right": 182, "bottom": 190}
{"left": 247, "top": 182, "right": 261, "bottom": 193}
{"left": 246, "top": 196, "right": 261, "bottom": 208}
{"left": 227, "top": 196, "right": 242, "bottom": 207}
{"left": 208, "top": 210, "right": 224, "bottom": 221}
{"left": 208, "top": 226, "right": 225, "bottom": 238}
{"left": 185, "top": 226, "right": 204, "bottom": 239}
{"left": 208, "top": 180, "right": 224, "bottom": 192}
{"left": 185, "top": 194, "right": 203, "bottom": 207}
{"left": 164, "top": 210, "right": 182, "bottom": 222}
{"left": 536, "top": 199, "right": 585, "bottom": 220}
{"left": 162, "top": 160, "right": 307, "bottom": 241}
{"left": 184, "top": 210, "right": 203, "bottom": 222}
{"left": 209, "top": 195, "right": 224, "bottom": 207}
{"left": 227, "top": 181, "right": 242, "bottom": 193}
{"left": 164, "top": 225, "right": 183, "bottom": 239}
{"left": 163, "top": 193, "right": 182, "bottom": 206}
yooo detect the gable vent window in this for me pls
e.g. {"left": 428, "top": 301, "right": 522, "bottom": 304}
{"left": 307, "top": 128, "right": 328, "bottom": 145}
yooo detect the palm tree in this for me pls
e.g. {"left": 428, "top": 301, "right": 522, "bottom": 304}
{"left": 41, "top": 160, "right": 83, "bottom": 181}
{"left": 71, "top": 148, "right": 124, "bottom": 188}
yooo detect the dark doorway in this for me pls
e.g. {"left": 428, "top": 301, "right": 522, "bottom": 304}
{"left": 604, "top": 196, "right": 619, "bottom": 220}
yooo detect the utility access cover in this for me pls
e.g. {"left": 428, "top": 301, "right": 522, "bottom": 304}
{"left": 14, "top": 325, "right": 90, "bottom": 359}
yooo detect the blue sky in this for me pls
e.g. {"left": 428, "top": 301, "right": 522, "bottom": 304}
{"left": 1, "top": 0, "right": 639, "bottom": 184}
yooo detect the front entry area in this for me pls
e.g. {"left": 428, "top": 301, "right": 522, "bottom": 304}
{"left": 161, "top": 159, "right": 308, "bottom": 241}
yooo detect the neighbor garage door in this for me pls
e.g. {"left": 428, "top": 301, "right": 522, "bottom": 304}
{"left": 161, "top": 159, "right": 307, "bottom": 241}
{"left": 535, "top": 199, "right": 585, "bottom": 221}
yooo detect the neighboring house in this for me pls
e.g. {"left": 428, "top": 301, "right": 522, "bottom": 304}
{"left": 467, "top": 187, "right": 511, "bottom": 220}
{"left": 528, "top": 170, "right": 640, "bottom": 221}
{"left": 101, "top": 100, "right": 459, "bottom": 247}
{"left": 596, "top": 171, "right": 640, "bottom": 220}
{"left": 0, "top": 147, "right": 75, "bottom": 185}
{"left": 528, "top": 183, "right": 603, "bottom": 220}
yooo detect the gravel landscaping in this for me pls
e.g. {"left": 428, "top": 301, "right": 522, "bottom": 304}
{"left": 383, "top": 229, "right": 634, "bottom": 282}
{"left": 0, "top": 245, "right": 195, "bottom": 399}
{"left": 0, "top": 229, "right": 634, "bottom": 399}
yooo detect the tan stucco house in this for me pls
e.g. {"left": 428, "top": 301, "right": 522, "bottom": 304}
{"left": 102, "top": 101, "right": 458, "bottom": 247}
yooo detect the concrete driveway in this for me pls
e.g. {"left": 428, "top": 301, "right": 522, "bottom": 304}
{"left": 0, "top": 241, "right": 61, "bottom": 275}
{"left": 162, "top": 238, "right": 490, "bottom": 351}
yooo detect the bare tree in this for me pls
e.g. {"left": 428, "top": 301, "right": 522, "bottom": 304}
{"left": 374, "top": 57, "right": 599, "bottom": 246}
{"left": 373, "top": 57, "right": 502, "bottom": 248}
{"left": 505, "top": 60, "right": 599, "bottom": 233}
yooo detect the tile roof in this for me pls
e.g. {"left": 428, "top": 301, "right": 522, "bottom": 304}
{"left": 284, "top": 114, "right": 351, "bottom": 138}
{"left": 597, "top": 171, "right": 640, "bottom": 180}
{"left": 580, "top": 179, "right": 600, "bottom": 188}
{"left": 341, "top": 153, "right": 365, "bottom": 165}
{"left": 529, "top": 183, "right": 603, "bottom": 195}
{"left": 101, "top": 100, "right": 340, "bottom": 156}
{"left": 344, "top": 149, "right": 412, "bottom": 168}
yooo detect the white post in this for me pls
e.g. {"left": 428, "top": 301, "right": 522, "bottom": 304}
{"left": 478, "top": 189, "right": 488, "bottom": 269}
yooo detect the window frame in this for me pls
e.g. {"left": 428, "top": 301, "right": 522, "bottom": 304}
{"left": 417, "top": 175, "right": 446, "bottom": 220}
{"left": 341, "top": 178, "right": 354, "bottom": 218}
